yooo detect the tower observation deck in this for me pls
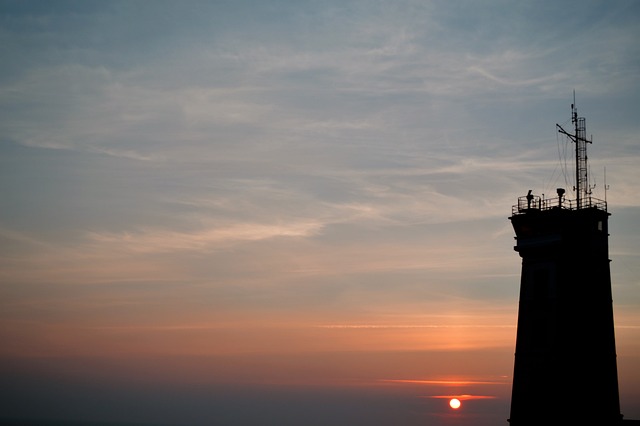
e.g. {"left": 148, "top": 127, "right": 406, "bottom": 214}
{"left": 507, "top": 101, "right": 626, "bottom": 426}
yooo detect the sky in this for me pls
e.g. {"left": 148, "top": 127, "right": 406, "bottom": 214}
{"left": 1, "top": 1, "right": 639, "bottom": 425}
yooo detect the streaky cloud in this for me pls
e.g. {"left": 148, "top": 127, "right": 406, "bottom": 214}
{"left": 87, "top": 221, "right": 324, "bottom": 253}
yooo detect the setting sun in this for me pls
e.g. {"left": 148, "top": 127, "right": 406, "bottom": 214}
{"left": 449, "top": 398, "right": 461, "bottom": 409}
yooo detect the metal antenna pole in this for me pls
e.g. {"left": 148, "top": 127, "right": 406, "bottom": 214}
{"left": 557, "top": 92, "right": 591, "bottom": 209}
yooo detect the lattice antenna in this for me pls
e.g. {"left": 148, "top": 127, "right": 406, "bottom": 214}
{"left": 556, "top": 92, "right": 592, "bottom": 208}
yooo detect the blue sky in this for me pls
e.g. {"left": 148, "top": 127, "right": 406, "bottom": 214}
{"left": 1, "top": 1, "right": 639, "bottom": 425}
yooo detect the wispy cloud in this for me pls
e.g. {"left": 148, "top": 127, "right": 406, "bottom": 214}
{"left": 427, "top": 394, "right": 498, "bottom": 400}
{"left": 87, "top": 221, "right": 323, "bottom": 253}
{"left": 317, "top": 324, "right": 515, "bottom": 329}
{"left": 381, "top": 379, "right": 508, "bottom": 386}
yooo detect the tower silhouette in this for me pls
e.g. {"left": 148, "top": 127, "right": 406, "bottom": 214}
{"left": 507, "top": 100, "right": 625, "bottom": 425}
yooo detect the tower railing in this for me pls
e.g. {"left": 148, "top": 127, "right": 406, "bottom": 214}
{"left": 512, "top": 194, "right": 607, "bottom": 216}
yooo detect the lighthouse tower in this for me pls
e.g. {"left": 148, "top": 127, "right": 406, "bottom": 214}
{"left": 507, "top": 101, "right": 623, "bottom": 425}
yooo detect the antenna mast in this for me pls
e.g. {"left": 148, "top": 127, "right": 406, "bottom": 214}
{"left": 556, "top": 92, "right": 592, "bottom": 209}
